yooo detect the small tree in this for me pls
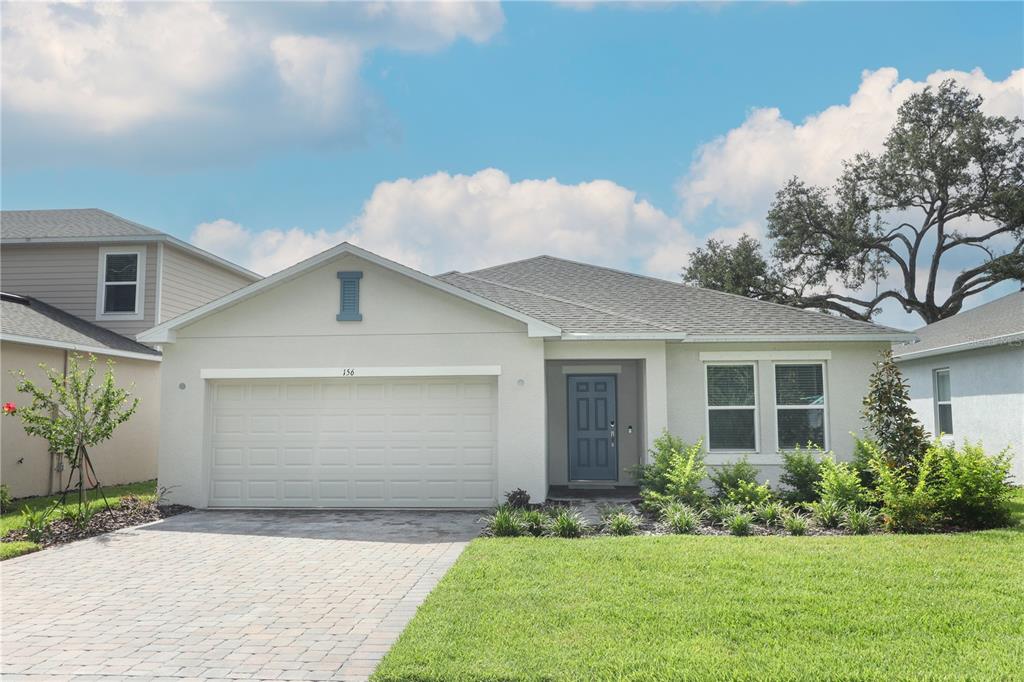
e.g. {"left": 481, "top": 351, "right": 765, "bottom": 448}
{"left": 861, "top": 349, "right": 928, "bottom": 469}
{"left": 8, "top": 354, "right": 139, "bottom": 510}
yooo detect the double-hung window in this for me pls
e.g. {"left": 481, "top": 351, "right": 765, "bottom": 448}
{"left": 775, "top": 363, "right": 827, "bottom": 449}
{"left": 705, "top": 364, "right": 757, "bottom": 451}
{"left": 97, "top": 248, "right": 144, "bottom": 319}
{"left": 934, "top": 369, "right": 953, "bottom": 435}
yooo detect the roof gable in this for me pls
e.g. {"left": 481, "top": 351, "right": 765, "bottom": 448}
{"left": 895, "top": 290, "right": 1024, "bottom": 360}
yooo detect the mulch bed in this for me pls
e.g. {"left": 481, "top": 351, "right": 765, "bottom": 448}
{"left": 2, "top": 496, "right": 193, "bottom": 548}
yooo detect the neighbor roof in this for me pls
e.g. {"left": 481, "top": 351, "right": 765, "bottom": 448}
{"left": 1, "top": 293, "right": 161, "bottom": 361}
{"left": 440, "top": 255, "right": 912, "bottom": 340}
{"left": 894, "top": 290, "right": 1024, "bottom": 361}
{"left": 1, "top": 208, "right": 261, "bottom": 281}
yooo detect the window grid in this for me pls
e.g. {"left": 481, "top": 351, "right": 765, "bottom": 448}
{"left": 704, "top": 362, "right": 759, "bottom": 452}
{"left": 97, "top": 249, "right": 143, "bottom": 318}
{"left": 773, "top": 362, "right": 828, "bottom": 451}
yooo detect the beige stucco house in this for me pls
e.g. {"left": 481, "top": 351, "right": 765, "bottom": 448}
{"left": 140, "top": 243, "right": 914, "bottom": 509}
{"left": 1, "top": 209, "right": 260, "bottom": 498}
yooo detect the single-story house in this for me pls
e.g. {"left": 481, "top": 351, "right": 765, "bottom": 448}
{"left": 139, "top": 244, "right": 914, "bottom": 508}
{"left": 895, "top": 290, "right": 1023, "bottom": 483}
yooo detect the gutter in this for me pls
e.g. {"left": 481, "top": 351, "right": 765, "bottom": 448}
{"left": 893, "top": 331, "right": 1024, "bottom": 361}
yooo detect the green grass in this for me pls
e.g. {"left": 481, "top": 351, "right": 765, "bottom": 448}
{"left": 374, "top": 489, "right": 1024, "bottom": 681}
{"left": 0, "top": 479, "right": 157, "bottom": 557}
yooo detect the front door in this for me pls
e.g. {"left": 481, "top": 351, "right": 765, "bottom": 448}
{"left": 567, "top": 375, "right": 618, "bottom": 481}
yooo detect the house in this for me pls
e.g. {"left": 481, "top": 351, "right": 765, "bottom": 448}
{"left": 139, "top": 243, "right": 913, "bottom": 509}
{"left": 1, "top": 209, "right": 260, "bottom": 497}
{"left": 894, "top": 290, "right": 1024, "bottom": 483}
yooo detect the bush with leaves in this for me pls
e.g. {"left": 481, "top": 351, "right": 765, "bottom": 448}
{"left": 504, "top": 488, "right": 531, "bottom": 509}
{"left": 520, "top": 509, "right": 548, "bottom": 537}
{"left": 726, "top": 479, "right": 774, "bottom": 509}
{"left": 636, "top": 434, "right": 708, "bottom": 511}
{"left": 807, "top": 499, "right": 845, "bottom": 529}
{"left": 484, "top": 506, "right": 525, "bottom": 537}
{"left": 727, "top": 512, "right": 754, "bottom": 536}
{"left": 871, "top": 449, "right": 938, "bottom": 533}
{"left": 851, "top": 437, "right": 880, "bottom": 490}
{"left": 754, "top": 500, "right": 787, "bottom": 527}
{"left": 707, "top": 500, "right": 744, "bottom": 526}
{"left": 780, "top": 446, "right": 823, "bottom": 503}
{"left": 783, "top": 512, "right": 809, "bottom": 536}
{"left": 709, "top": 457, "right": 759, "bottom": 500}
{"left": 548, "top": 508, "right": 589, "bottom": 538}
{"left": 816, "top": 456, "right": 872, "bottom": 510}
{"left": 661, "top": 502, "right": 703, "bottom": 534}
{"left": 861, "top": 350, "right": 929, "bottom": 469}
{"left": 931, "top": 441, "right": 1013, "bottom": 529}
{"left": 607, "top": 512, "right": 641, "bottom": 536}
{"left": 843, "top": 508, "right": 877, "bottom": 535}
{"left": 19, "top": 506, "right": 49, "bottom": 543}
{"left": 0, "top": 484, "right": 10, "bottom": 514}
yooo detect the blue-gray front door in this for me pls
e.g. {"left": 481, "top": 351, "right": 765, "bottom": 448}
{"left": 568, "top": 375, "right": 618, "bottom": 481}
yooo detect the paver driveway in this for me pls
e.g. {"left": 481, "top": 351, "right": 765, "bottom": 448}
{"left": 1, "top": 509, "right": 482, "bottom": 681}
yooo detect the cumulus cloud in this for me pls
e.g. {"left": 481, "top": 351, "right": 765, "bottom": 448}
{"left": 1, "top": 1, "right": 504, "bottom": 167}
{"left": 191, "top": 169, "right": 696, "bottom": 278}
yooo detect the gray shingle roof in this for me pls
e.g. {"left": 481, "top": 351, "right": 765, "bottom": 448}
{"left": 439, "top": 255, "right": 907, "bottom": 338}
{"left": 0, "top": 294, "right": 160, "bottom": 357}
{"left": 894, "top": 290, "right": 1024, "bottom": 359}
{"left": 1, "top": 208, "right": 162, "bottom": 239}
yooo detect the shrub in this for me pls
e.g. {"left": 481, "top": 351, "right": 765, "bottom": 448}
{"left": 727, "top": 479, "right": 774, "bottom": 509}
{"left": 662, "top": 502, "right": 703, "bottom": 534}
{"left": 727, "top": 512, "right": 754, "bottom": 536}
{"left": 780, "top": 446, "right": 822, "bottom": 503}
{"left": 20, "top": 506, "right": 49, "bottom": 543}
{"left": 817, "top": 456, "right": 871, "bottom": 509}
{"left": 485, "top": 506, "right": 525, "bottom": 537}
{"left": 710, "top": 457, "right": 759, "bottom": 499}
{"left": 504, "top": 488, "right": 531, "bottom": 509}
{"left": 548, "top": 508, "right": 588, "bottom": 538}
{"left": 932, "top": 441, "right": 1013, "bottom": 529}
{"left": 754, "top": 500, "right": 787, "bottom": 527}
{"left": 707, "top": 500, "right": 744, "bottom": 526}
{"left": 607, "top": 512, "right": 640, "bottom": 536}
{"left": 871, "top": 450, "right": 937, "bottom": 533}
{"left": 843, "top": 508, "right": 877, "bottom": 535}
{"left": 0, "top": 483, "right": 10, "bottom": 514}
{"left": 851, "top": 437, "right": 880, "bottom": 489}
{"left": 783, "top": 513, "right": 809, "bottom": 536}
{"left": 637, "top": 435, "right": 708, "bottom": 511}
{"left": 808, "top": 499, "right": 845, "bottom": 529}
{"left": 861, "top": 349, "right": 928, "bottom": 469}
{"left": 520, "top": 509, "right": 547, "bottom": 537}
{"left": 60, "top": 503, "right": 96, "bottom": 530}
{"left": 632, "top": 430, "right": 690, "bottom": 494}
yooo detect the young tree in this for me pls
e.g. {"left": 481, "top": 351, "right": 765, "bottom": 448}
{"left": 861, "top": 349, "right": 929, "bottom": 470}
{"left": 683, "top": 80, "right": 1024, "bottom": 324}
{"left": 7, "top": 354, "right": 139, "bottom": 509}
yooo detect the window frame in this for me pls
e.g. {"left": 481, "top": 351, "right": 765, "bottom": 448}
{"left": 703, "top": 361, "right": 759, "bottom": 453}
{"left": 96, "top": 247, "right": 146, "bottom": 321}
{"left": 772, "top": 361, "right": 829, "bottom": 452}
{"left": 933, "top": 368, "right": 953, "bottom": 437}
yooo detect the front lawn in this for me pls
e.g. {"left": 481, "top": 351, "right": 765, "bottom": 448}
{"left": 374, "top": 489, "right": 1024, "bottom": 681}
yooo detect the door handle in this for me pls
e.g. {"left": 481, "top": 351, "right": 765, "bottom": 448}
{"left": 609, "top": 420, "right": 616, "bottom": 448}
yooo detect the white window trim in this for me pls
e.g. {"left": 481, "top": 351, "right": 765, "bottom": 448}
{"left": 772, "top": 361, "right": 829, "bottom": 452}
{"left": 96, "top": 247, "right": 146, "bottom": 321}
{"left": 703, "top": 361, "right": 759, "bottom": 453}
{"left": 934, "top": 368, "right": 953, "bottom": 438}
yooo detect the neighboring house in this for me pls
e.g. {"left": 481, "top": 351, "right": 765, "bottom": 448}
{"left": 139, "top": 243, "right": 913, "bottom": 509}
{"left": 894, "top": 290, "right": 1024, "bottom": 483}
{"left": 1, "top": 209, "right": 260, "bottom": 497}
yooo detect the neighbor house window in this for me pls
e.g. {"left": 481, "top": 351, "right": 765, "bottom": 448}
{"left": 934, "top": 368, "right": 953, "bottom": 435}
{"left": 705, "top": 364, "right": 757, "bottom": 451}
{"left": 775, "top": 363, "right": 827, "bottom": 449}
{"left": 97, "top": 248, "right": 144, "bottom": 318}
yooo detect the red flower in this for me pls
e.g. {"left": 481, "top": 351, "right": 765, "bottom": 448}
{"left": 2, "top": 402, "right": 16, "bottom": 415}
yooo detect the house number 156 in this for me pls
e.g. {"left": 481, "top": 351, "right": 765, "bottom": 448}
{"left": 341, "top": 368, "right": 356, "bottom": 376}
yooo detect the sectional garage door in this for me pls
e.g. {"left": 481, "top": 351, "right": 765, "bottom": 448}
{"left": 207, "top": 376, "right": 498, "bottom": 507}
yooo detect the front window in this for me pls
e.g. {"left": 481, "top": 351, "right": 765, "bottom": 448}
{"left": 100, "top": 250, "right": 141, "bottom": 315}
{"left": 935, "top": 369, "right": 953, "bottom": 435}
{"left": 705, "top": 364, "right": 757, "bottom": 451}
{"left": 775, "top": 363, "right": 827, "bottom": 449}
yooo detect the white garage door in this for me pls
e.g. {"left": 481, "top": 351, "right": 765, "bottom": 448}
{"left": 207, "top": 376, "right": 498, "bottom": 508}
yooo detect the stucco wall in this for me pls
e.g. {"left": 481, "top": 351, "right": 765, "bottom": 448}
{"left": 0, "top": 341, "right": 160, "bottom": 499}
{"left": 157, "top": 252, "right": 548, "bottom": 507}
{"left": 900, "top": 344, "right": 1024, "bottom": 483}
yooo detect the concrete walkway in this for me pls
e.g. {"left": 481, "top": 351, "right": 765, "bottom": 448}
{"left": 1, "top": 509, "right": 483, "bottom": 681}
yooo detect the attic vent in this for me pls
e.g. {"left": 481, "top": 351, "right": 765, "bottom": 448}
{"left": 337, "top": 271, "right": 363, "bottom": 322}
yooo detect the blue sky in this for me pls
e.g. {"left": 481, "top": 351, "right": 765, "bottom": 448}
{"left": 2, "top": 1, "right": 1022, "bottom": 328}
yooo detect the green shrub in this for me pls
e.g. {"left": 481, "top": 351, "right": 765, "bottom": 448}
{"left": 817, "top": 456, "right": 871, "bottom": 509}
{"left": 710, "top": 457, "right": 759, "bottom": 499}
{"left": 0, "top": 483, "right": 10, "bottom": 514}
{"left": 754, "top": 500, "right": 787, "bottom": 527}
{"left": 861, "top": 349, "right": 929, "bottom": 469}
{"left": 637, "top": 434, "right": 708, "bottom": 511}
{"left": 661, "top": 502, "right": 703, "bottom": 534}
{"left": 607, "top": 512, "right": 640, "bottom": 536}
{"left": 520, "top": 509, "right": 547, "bottom": 537}
{"left": 783, "top": 513, "right": 809, "bottom": 536}
{"left": 548, "top": 508, "right": 588, "bottom": 538}
{"left": 808, "top": 499, "right": 845, "bottom": 529}
{"left": 780, "top": 446, "right": 822, "bottom": 503}
{"left": 843, "top": 508, "right": 877, "bottom": 535}
{"left": 932, "top": 441, "right": 1013, "bottom": 529}
{"left": 707, "top": 500, "right": 744, "bottom": 526}
{"left": 485, "top": 506, "right": 525, "bottom": 537}
{"left": 727, "top": 512, "right": 754, "bottom": 536}
{"left": 871, "top": 451, "right": 937, "bottom": 533}
{"left": 727, "top": 479, "right": 773, "bottom": 508}
{"left": 851, "top": 437, "right": 880, "bottom": 489}
{"left": 632, "top": 430, "right": 690, "bottom": 494}
{"left": 19, "top": 506, "right": 49, "bottom": 543}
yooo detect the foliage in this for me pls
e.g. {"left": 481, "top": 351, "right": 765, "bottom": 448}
{"left": 779, "top": 446, "right": 823, "bottom": 503}
{"left": 485, "top": 506, "right": 525, "bottom": 537}
{"left": 520, "top": 509, "right": 547, "bottom": 537}
{"left": 0, "top": 484, "right": 10, "bottom": 514}
{"left": 931, "top": 441, "right": 1014, "bottom": 529}
{"left": 754, "top": 501, "right": 787, "bottom": 527}
{"left": 60, "top": 503, "right": 97, "bottom": 530}
{"left": 783, "top": 513, "right": 809, "bottom": 536}
{"left": 0, "top": 480, "right": 157, "bottom": 536}
{"left": 682, "top": 80, "right": 1024, "bottom": 325}
{"left": 607, "top": 512, "right": 640, "bottom": 536}
{"left": 504, "top": 488, "right": 531, "bottom": 509}
{"left": 707, "top": 501, "right": 744, "bottom": 526}
{"left": 661, "top": 502, "right": 703, "bottom": 535}
{"left": 871, "top": 450, "right": 938, "bottom": 533}
{"left": 726, "top": 512, "right": 754, "bottom": 536}
{"left": 851, "top": 437, "right": 880, "bottom": 490}
{"left": 709, "top": 457, "right": 760, "bottom": 499}
{"left": 726, "top": 479, "right": 774, "bottom": 508}
{"left": 816, "top": 456, "right": 872, "bottom": 509}
{"left": 842, "top": 508, "right": 877, "bottom": 535}
{"left": 19, "top": 506, "right": 49, "bottom": 543}
{"left": 548, "top": 508, "right": 588, "bottom": 538}
{"left": 636, "top": 434, "right": 708, "bottom": 511}
{"left": 807, "top": 499, "right": 846, "bottom": 529}
{"left": 861, "top": 350, "right": 929, "bottom": 469}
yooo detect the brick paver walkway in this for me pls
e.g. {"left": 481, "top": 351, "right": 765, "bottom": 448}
{"left": 1, "top": 509, "right": 481, "bottom": 681}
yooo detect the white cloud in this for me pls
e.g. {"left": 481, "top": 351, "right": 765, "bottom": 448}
{"left": 191, "top": 168, "right": 696, "bottom": 278}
